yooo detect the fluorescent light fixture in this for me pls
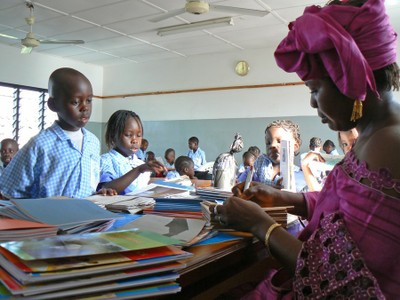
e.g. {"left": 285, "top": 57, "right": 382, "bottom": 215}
{"left": 157, "top": 17, "right": 234, "bottom": 36}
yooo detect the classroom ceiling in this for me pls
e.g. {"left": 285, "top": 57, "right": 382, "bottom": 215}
{"left": 0, "top": 0, "right": 399, "bottom": 66}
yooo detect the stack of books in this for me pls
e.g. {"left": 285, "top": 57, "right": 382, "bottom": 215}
{"left": 195, "top": 187, "right": 233, "bottom": 201}
{"left": 0, "top": 198, "right": 120, "bottom": 234}
{"left": 0, "top": 229, "right": 192, "bottom": 299}
{"left": 201, "top": 201, "right": 294, "bottom": 228}
{"left": 0, "top": 218, "right": 58, "bottom": 241}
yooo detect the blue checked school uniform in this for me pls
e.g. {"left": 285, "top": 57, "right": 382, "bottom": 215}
{"left": 0, "top": 122, "right": 100, "bottom": 199}
{"left": 187, "top": 147, "right": 206, "bottom": 170}
{"left": 136, "top": 149, "right": 146, "bottom": 161}
{"left": 100, "top": 150, "right": 150, "bottom": 195}
{"left": 166, "top": 170, "right": 180, "bottom": 179}
{"left": 238, "top": 154, "right": 307, "bottom": 192}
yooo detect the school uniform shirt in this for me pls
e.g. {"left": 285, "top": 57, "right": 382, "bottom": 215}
{"left": 238, "top": 154, "right": 306, "bottom": 192}
{"left": 165, "top": 162, "right": 175, "bottom": 170}
{"left": 0, "top": 122, "right": 100, "bottom": 199}
{"left": 100, "top": 150, "right": 150, "bottom": 195}
{"left": 136, "top": 149, "right": 146, "bottom": 161}
{"left": 0, "top": 166, "right": 3, "bottom": 177}
{"left": 329, "top": 149, "right": 340, "bottom": 155}
{"left": 187, "top": 147, "right": 206, "bottom": 170}
{"left": 166, "top": 170, "right": 180, "bottom": 179}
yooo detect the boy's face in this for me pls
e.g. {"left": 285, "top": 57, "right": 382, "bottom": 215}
{"left": 147, "top": 153, "right": 155, "bottom": 161}
{"left": 183, "top": 164, "right": 195, "bottom": 179}
{"left": 243, "top": 155, "right": 255, "bottom": 168}
{"left": 265, "top": 126, "right": 298, "bottom": 165}
{"left": 140, "top": 140, "right": 149, "bottom": 151}
{"left": 323, "top": 145, "right": 333, "bottom": 154}
{"left": 115, "top": 117, "right": 142, "bottom": 157}
{"left": 1, "top": 141, "right": 18, "bottom": 166}
{"left": 166, "top": 151, "right": 175, "bottom": 164}
{"left": 188, "top": 141, "right": 197, "bottom": 150}
{"left": 50, "top": 76, "right": 93, "bottom": 131}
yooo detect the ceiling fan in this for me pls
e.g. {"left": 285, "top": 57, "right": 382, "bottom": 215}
{"left": 0, "top": 1, "right": 84, "bottom": 54}
{"left": 150, "top": 0, "right": 269, "bottom": 23}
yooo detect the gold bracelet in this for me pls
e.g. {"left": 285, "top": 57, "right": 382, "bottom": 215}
{"left": 264, "top": 223, "right": 281, "bottom": 257}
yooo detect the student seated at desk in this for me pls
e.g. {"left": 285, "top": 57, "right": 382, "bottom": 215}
{"left": 0, "top": 68, "right": 115, "bottom": 199}
{"left": 99, "top": 110, "right": 166, "bottom": 195}
{"left": 0, "top": 138, "right": 19, "bottom": 176}
{"left": 164, "top": 148, "right": 175, "bottom": 171}
{"left": 238, "top": 120, "right": 306, "bottom": 192}
{"left": 187, "top": 136, "right": 206, "bottom": 171}
{"left": 166, "top": 156, "right": 195, "bottom": 180}
{"left": 136, "top": 138, "right": 148, "bottom": 161}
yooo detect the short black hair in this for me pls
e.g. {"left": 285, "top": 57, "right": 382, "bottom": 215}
{"left": 164, "top": 148, "right": 175, "bottom": 159}
{"left": 105, "top": 110, "right": 143, "bottom": 149}
{"left": 323, "top": 139, "right": 336, "bottom": 149}
{"left": 242, "top": 151, "right": 256, "bottom": 160}
{"left": 188, "top": 136, "right": 199, "bottom": 145}
{"left": 174, "top": 156, "right": 194, "bottom": 174}
{"left": 248, "top": 146, "right": 261, "bottom": 157}
{"left": 309, "top": 137, "right": 322, "bottom": 150}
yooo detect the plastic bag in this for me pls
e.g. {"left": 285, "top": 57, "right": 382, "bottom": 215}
{"left": 212, "top": 133, "right": 244, "bottom": 190}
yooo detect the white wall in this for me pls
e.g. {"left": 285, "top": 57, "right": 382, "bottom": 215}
{"left": 0, "top": 44, "right": 104, "bottom": 122}
{"left": 102, "top": 47, "right": 315, "bottom": 122}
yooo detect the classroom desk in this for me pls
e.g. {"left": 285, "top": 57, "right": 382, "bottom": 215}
{"left": 164, "top": 235, "right": 279, "bottom": 300}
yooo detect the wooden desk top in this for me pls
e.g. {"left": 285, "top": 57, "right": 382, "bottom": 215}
{"left": 162, "top": 235, "right": 278, "bottom": 299}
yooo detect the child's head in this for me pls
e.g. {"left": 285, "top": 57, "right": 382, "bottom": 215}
{"left": 140, "top": 139, "right": 149, "bottom": 151}
{"left": 309, "top": 137, "right": 322, "bottom": 151}
{"left": 323, "top": 140, "right": 336, "bottom": 154}
{"left": 338, "top": 129, "right": 358, "bottom": 154}
{"left": 146, "top": 151, "right": 155, "bottom": 162}
{"left": 264, "top": 120, "right": 301, "bottom": 165}
{"left": 1, "top": 138, "right": 19, "bottom": 167}
{"left": 248, "top": 146, "right": 261, "bottom": 158}
{"left": 175, "top": 156, "right": 195, "bottom": 179}
{"left": 164, "top": 148, "right": 175, "bottom": 164}
{"left": 105, "top": 110, "right": 143, "bottom": 157}
{"left": 47, "top": 68, "right": 93, "bottom": 131}
{"left": 242, "top": 151, "right": 256, "bottom": 168}
{"left": 188, "top": 136, "right": 199, "bottom": 151}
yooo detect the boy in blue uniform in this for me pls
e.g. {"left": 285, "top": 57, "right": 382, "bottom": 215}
{"left": 187, "top": 136, "right": 206, "bottom": 171}
{"left": 0, "top": 67, "right": 114, "bottom": 199}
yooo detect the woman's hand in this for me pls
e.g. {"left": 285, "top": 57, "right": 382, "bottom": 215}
{"left": 232, "top": 181, "right": 281, "bottom": 207}
{"left": 212, "top": 196, "right": 274, "bottom": 235}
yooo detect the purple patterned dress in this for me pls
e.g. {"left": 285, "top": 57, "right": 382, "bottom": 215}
{"left": 244, "top": 150, "right": 400, "bottom": 299}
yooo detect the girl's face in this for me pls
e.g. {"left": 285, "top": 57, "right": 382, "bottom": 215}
{"left": 166, "top": 151, "right": 175, "bottom": 164}
{"left": 340, "top": 129, "right": 359, "bottom": 154}
{"left": 265, "top": 126, "right": 299, "bottom": 165}
{"left": 115, "top": 117, "right": 142, "bottom": 157}
{"left": 305, "top": 78, "right": 355, "bottom": 131}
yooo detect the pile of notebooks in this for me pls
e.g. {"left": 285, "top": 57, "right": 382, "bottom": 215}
{"left": 201, "top": 200, "right": 294, "bottom": 228}
{"left": 0, "top": 229, "right": 192, "bottom": 299}
{"left": 0, "top": 198, "right": 120, "bottom": 235}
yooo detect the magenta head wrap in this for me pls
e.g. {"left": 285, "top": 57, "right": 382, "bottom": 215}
{"left": 274, "top": 0, "right": 397, "bottom": 101}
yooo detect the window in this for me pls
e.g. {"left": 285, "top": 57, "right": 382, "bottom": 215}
{"left": 0, "top": 83, "right": 58, "bottom": 147}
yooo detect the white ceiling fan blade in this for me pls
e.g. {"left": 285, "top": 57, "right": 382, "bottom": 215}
{"left": 21, "top": 46, "right": 33, "bottom": 54}
{"left": 149, "top": 8, "right": 186, "bottom": 22}
{"left": 210, "top": 5, "right": 269, "bottom": 17}
{"left": 40, "top": 39, "right": 84, "bottom": 45}
{"left": 0, "top": 33, "right": 20, "bottom": 40}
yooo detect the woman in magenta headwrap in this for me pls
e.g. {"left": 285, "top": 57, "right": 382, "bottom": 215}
{"left": 213, "top": 0, "right": 399, "bottom": 298}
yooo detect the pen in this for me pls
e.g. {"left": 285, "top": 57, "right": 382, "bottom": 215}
{"left": 244, "top": 166, "right": 254, "bottom": 190}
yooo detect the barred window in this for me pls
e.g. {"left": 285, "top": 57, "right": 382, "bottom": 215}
{"left": 0, "top": 83, "right": 58, "bottom": 147}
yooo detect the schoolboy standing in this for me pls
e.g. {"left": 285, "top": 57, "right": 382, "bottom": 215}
{"left": 187, "top": 136, "right": 206, "bottom": 171}
{"left": 136, "top": 139, "right": 149, "bottom": 161}
{"left": 0, "top": 67, "right": 111, "bottom": 199}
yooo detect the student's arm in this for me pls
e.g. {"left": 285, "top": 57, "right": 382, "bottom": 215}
{"left": 100, "top": 161, "right": 166, "bottom": 194}
{"left": 201, "top": 150, "right": 206, "bottom": 165}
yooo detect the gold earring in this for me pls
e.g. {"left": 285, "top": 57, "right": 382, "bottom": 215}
{"left": 350, "top": 99, "right": 363, "bottom": 122}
